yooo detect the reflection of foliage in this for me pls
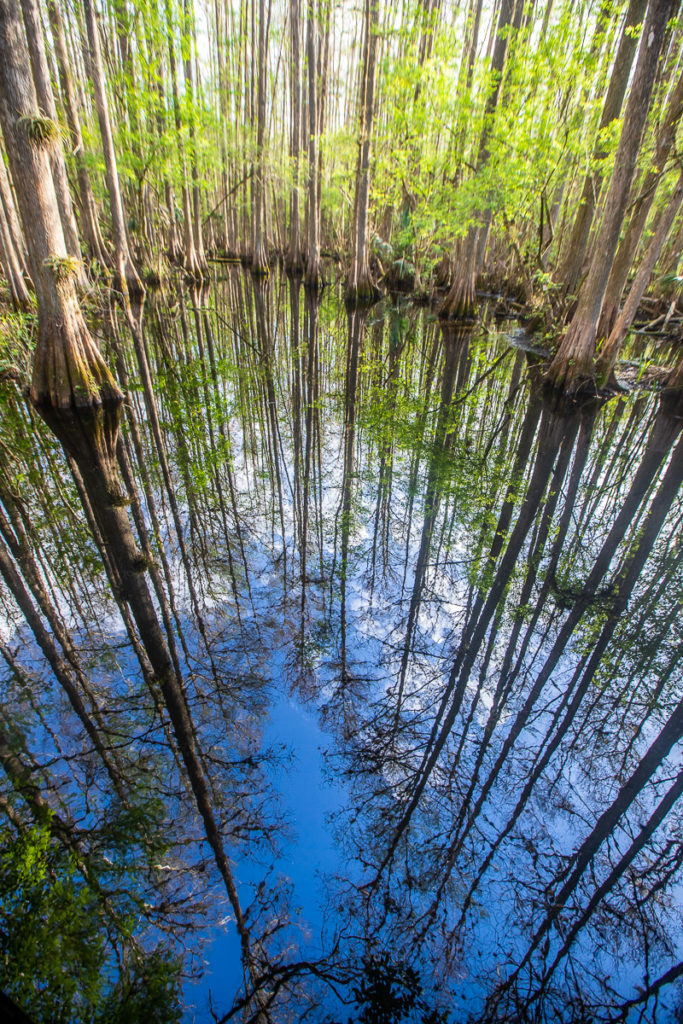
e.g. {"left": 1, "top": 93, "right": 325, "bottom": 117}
{"left": 0, "top": 820, "right": 182, "bottom": 1024}
{"left": 347, "top": 952, "right": 449, "bottom": 1024}
{"left": 0, "top": 309, "right": 34, "bottom": 383}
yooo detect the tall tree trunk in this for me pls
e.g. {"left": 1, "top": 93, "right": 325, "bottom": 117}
{"left": 82, "top": 0, "right": 142, "bottom": 298}
{"left": 596, "top": 67, "right": 683, "bottom": 339}
{"left": 464, "top": 0, "right": 483, "bottom": 93}
{"left": 251, "top": 0, "right": 269, "bottom": 274}
{"left": 213, "top": 0, "right": 231, "bottom": 256}
{"left": 345, "top": 0, "right": 379, "bottom": 305}
{"left": 547, "top": 0, "right": 674, "bottom": 394}
{"left": 0, "top": 0, "right": 121, "bottom": 409}
{"left": 556, "top": 0, "right": 648, "bottom": 298}
{"left": 164, "top": 0, "right": 201, "bottom": 278}
{"left": 440, "top": 0, "right": 515, "bottom": 320}
{"left": 182, "top": 0, "right": 208, "bottom": 276}
{"left": 596, "top": 167, "right": 683, "bottom": 384}
{"left": 287, "top": 0, "right": 304, "bottom": 273}
{"left": 46, "top": 0, "right": 108, "bottom": 266}
{"left": 0, "top": 146, "right": 28, "bottom": 272}
{"left": 304, "top": 0, "right": 322, "bottom": 288}
{"left": 0, "top": 193, "right": 30, "bottom": 307}
{"left": 19, "top": 0, "right": 86, "bottom": 290}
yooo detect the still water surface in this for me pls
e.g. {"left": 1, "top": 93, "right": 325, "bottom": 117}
{"left": 2, "top": 271, "right": 682, "bottom": 1022}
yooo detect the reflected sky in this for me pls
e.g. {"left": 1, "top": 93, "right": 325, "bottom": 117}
{"left": 1, "top": 270, "right": 682, "bottom": 1023}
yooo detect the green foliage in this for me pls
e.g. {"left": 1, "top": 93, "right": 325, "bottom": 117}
{"left": 0, "top": 820, "right": 105, "bottom": 1021}
{"left": 0, "top": 308, "right": 34, "bottom": 383}
{"left": 346, "top": 952, "right": 449, "bottom": 1023}
{"left": 91, "top": 951, "right": 182, "bottom": 1024}
{"left": 0, "top": 818, "right": 182, "bottom": 1024}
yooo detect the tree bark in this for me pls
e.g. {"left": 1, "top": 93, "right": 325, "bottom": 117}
{"left": 251, "top": 0, "right": 269, "bottom": 275}
{"left": 163, "top": 0, "right": 201, "bottom": 278}
{"left": 20, "top": 0, "right": 86, "bottom": 289}
{"left": 0, "top": 192, "right": 30, "bottom": 307}
{"left": 304, "top": 0, "right": 322, "bottom": 288}
{"left": 345, "top": 0, "right": 379, "bottom": 305}
{"left": 0, "top": 0, "right": 121, "bottom": 409}
{"left": 0, "top": 139, "right": 29, "bottom": 272}
{"left": 440, "top": 0, "right": 515, "bottom": 320}
{"left": 596, "top": 67, "right": 683, "bottom": 339}
{"left": 46, "top": 0, "right": 108, "bottom": 266}
{"left": 286, "top": 0, "right": 304, "bottom": 273}
{"left": 182, "top": 0, "right": 208, "bottom": 276}
{"left": 547, "top": 0, "right": 674, "bottom": 394}
{"left": 82, "top": 0, "right": 142, "bottom": 298}
{"left": 556, "top": 0, "right": 648, "bottom": 298}
{"left": 596, "top": 167, "right": 683, "bottom": 383}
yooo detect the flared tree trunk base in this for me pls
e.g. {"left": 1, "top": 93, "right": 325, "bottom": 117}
{"left": 439, "top": 272, "right": 477, "bottom": 322}
{"left": 115, "top": 263, "right": 145, "bottom": 302}
{"left": 143, "top": 262, "right": 165, "bottom": 289}
{"left": 182, "top": 240, "right": 207, "bottom": 284}
{"left": 167, "top": 238, "right": 184, "bottom": 267}
{"left": 250, "top": 237, "right": 270, "bottom": 278}
{"left": 285, "top": 248, "right": 305, "bottom": 277}
{"left": 545, "top": 318, "right": 599, "bottom": 397}
{"left": 344, "top": 275, "right": 380, "bottom": 309}
{"left": 433, "top": 253, "right": 451, "bottom": 288}
{"left": 304, "top": 256, "right": 323, "bottom": 293}
{"left": 31, "top": 308, "right": 123, "bottom": 410}
{"left": 545, "top": 363, "right": 599, "bottom": 398}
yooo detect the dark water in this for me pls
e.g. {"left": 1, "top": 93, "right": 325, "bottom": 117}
{"left": 1, "top": 271, "right": 682, "bottom": 1023}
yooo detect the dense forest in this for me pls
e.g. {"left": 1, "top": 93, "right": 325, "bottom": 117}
{"left": 0, "top": 0, "right": 682, "bottom": 1021}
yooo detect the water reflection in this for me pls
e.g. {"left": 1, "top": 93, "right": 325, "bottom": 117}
{"left": 0, "top": 270, "right": 681, "bottom": 1022}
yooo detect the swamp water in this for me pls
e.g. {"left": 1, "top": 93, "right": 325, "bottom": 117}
{"left": 1, "top": 270, "right": 682, "bottom": 1023}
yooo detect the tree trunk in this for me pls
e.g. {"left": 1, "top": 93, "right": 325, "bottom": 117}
{"left": 0, "top": 0, "right": 121, "bottom": 409}
{"left": 304, "top": 0, "right": 322, "bottom": 288}
{"left": 0, "top": 193, "right": 30, "bottom": 307}
{"left": 0, "top": 139, "right": 30, "bottom": 273}
{"left": 464, "top": 0, "right": 483, "bottom": 93}
{"left": 82, "top": 0, "right": 142, "bottom": 298}
{"left": 286, "top": 0, "right": 304, "bottom": 273}
{"left": 547, "top": 0, "right": 674, "bottom": 394}
{"left": 345, "top": 0, "right": 379, "bottom": 305}
{"left": 164, "top": 0, "right": 201, "bottom": 278}
{"left": 596, "top": 167, "right": 683, "bottom": 384}
{"left": 182, "top": 0, "right": 208, "bottom": 276}
{"left": 556, "top": 0, "right": 648, "bottom": 298}
{"left": 440, "top": 0, "right": 515, "bottom": 319}
{"left": 251, "top": 0, "right": 269, "bottom": 275}
{"left": 20, "top": 0, "right": 86, "bottom": 290}
{"left": 46, "top": 0, "right": 108, "bottom": 266}
{"left": 596, "top": 67, "right": 683, "bottom": 339}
